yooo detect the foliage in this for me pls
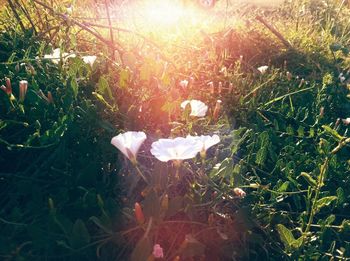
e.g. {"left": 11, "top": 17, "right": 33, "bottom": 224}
{"left": 0, "top": 0, "right": 349, "bottom": 260}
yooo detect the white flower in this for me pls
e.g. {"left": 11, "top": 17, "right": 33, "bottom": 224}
{"left": 44, "top": 48, "right": 76, "bottom": 64}
{"left": 179, "top": 79, "right": 189, "bottom": 89}
{"left": 150, "top": 137, "right": 203, "bottom": 162}
{"left": 187, "top": 135, "right": 220, "bottom": 157}
{"left": 257, "top": 65, "right": 269, "bottom": 74}
{"left": 82, "top": 55, "right": 97, "bottom": 67}
{"left": 180, "top": 99, "right": 208, "bottom": 117}
{"left": 339, "top": 73, "right": 346, "bottom": 83}
{"left": 111, "top": 131, "right": 147, "bottom": 163}
{"left": 342, "top": 118, "right": 350, "bottom": 125}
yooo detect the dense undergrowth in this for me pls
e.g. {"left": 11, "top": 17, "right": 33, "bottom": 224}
{"left": 0, "top": 0, "right": 350, "bottom": 260}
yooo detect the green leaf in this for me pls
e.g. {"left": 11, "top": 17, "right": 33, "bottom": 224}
{"left": 98, "top": 76, "right": 113, "bottom": 99}
{"left": 89, "top": 216, "right": 112, "bottom": 234}
{"left": 300, "top": 172, "right": 317, "bottom": 187}
{"left": 315, "top": 196, "right": 337, "bottom": 213}
{"left": 70, "top": 77, "right": 78, "bottom": 98}
{"left": 130, "top": 237, "right": 152, "bottom": 261}
{"left": 70, "top": 219, "right": 91, "bottom": 249}
{"left": 276, "top": 224, "right": 295, "bottom": 250}
{"left": 322, "top": 125, "right": 344, "bottom": 141}
{"left": 336, "top": 187, "right": 345, "bottom": 206}
{"left": 119, "top": 69, "right": 130, "bottom": 89}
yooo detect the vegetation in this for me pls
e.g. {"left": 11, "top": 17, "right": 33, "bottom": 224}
{"left": 0, "top": 0, "right": 349, "bottom": 260}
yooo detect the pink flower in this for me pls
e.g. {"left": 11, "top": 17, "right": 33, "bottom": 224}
{"left": 153, "top": 244, "right": 164, "bottom": 258}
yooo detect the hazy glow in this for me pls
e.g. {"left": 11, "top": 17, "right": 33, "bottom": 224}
{"left": 143, "top": 1, "right": 183, "bottom": 26}
{"left": 138, "top": 0, "right": 202, "bottom": 29}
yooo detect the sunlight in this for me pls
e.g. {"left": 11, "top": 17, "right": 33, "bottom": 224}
{"left": 143, "top": 1, "right": 185, "bottom": 27}
{"left": 138, "top": 0, "right": 202, "bottom": 29}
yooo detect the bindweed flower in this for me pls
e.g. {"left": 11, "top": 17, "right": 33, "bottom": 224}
{"left": 111, "top": 131, "right": 147, "bottom": 164}
{"left": 179, "top": 79, "right": 189, "bottom": 89}
{"left": 187, "top": 135, "right": 220, "bottom": 158}
{"left": 150, "top": 137, "right": 203, "bottom": 162}
{"left": 212, "top": 100, "right": 222, "bottom": 121}
{"left": 181, "top": 99, "right": 208, "bottom": 117}
{"left": 44, "top": 48, "right": 76, "bottom": 64}
{"left": 257, "top": 65, "right": 268, "bottom": 74}
{"left": 153, "top": 244, "right": 164, "bottom": 259}
{"left": 134, "top": 202, "right": 145, "bottom": 224}
{"left": 82, "top": 55, "right": 97, "bottom": 67}
{"left": 19, "top": 80, "right": 28, "bottom": 102}
{"left": 233, "top": 187, "right": 246, "bottom": 198}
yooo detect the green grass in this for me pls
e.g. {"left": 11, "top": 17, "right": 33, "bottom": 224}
{"left": 0, "top": 0, "right": 349, "bottom": 260}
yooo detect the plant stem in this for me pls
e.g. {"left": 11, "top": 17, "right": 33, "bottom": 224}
{"left": 304, "top": 157, "right": 329, "bottom": 235}
{"left": 134, "top": 163, "right": 149, "bottom": 184}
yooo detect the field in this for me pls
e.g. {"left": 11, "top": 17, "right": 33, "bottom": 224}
{"left": 0, "top": 0, "right": 349, "bottom": 260}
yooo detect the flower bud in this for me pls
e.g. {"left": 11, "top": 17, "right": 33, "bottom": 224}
{"left": 218, "top": 82, "right": 223, "bottom": 94}
{"left": 319, "top": 107, "right": 324, "bottom": 117}
{"left": 233, "top": 187, "right": 246, "bottom": 199}
{"left": 208, "top": 213, "right": 215, "bottom": 226}
{"left": 228, "top": 82, "right": 233, "bottom": 94}
{"left": 5, "top": 77, "right": 12, "bottom": 95}
{"left": 47, "top": 91, "right": 54, "bottom": 103}
{"left": 19, "top": 80, "right": 28, "bottom": 102}
{"left": 152, "top": 244, "right": 164, "bottom": 259}
{"left": 161, "top": 194, "right": 169, "bottom": 211}
{"left": 212, "top": 100, "right": 222, "bottom": 121}
{"left": 298, "top": 78, "right": 305, "bottom": 88}
{"left": 134, "top": 202, "right": 145, "bottom": 224}
{"left": 335, "top": 118, "right": 341, "bottom": 127}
